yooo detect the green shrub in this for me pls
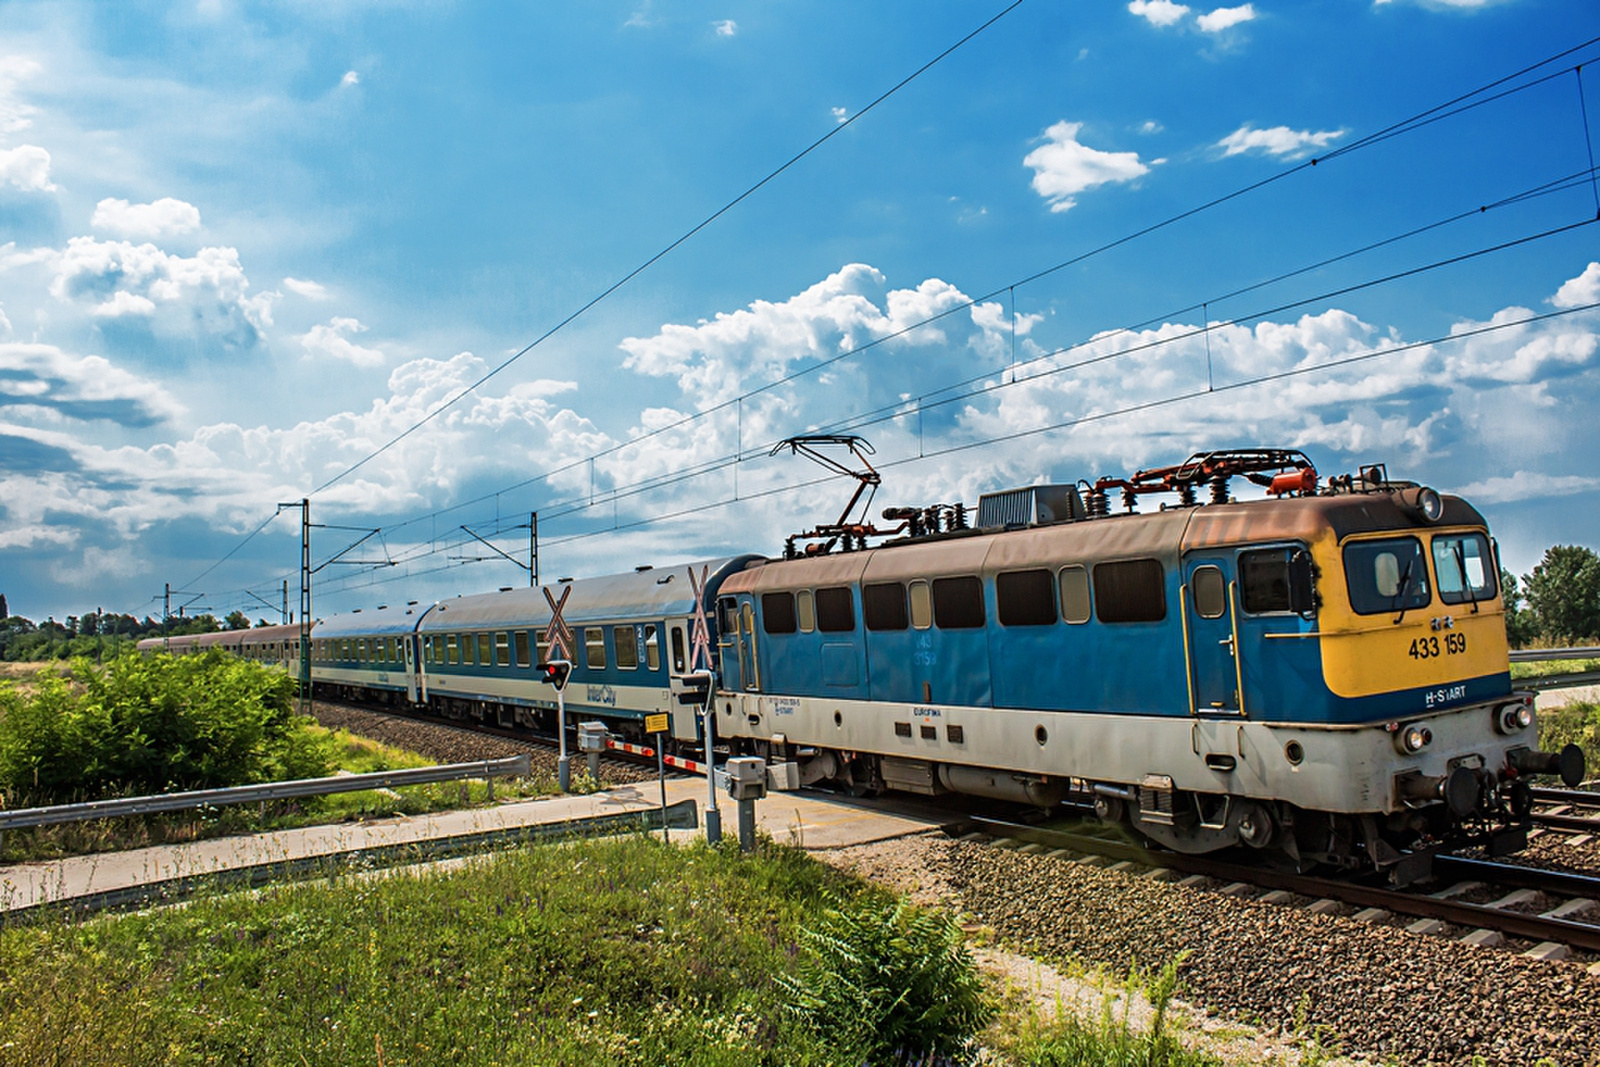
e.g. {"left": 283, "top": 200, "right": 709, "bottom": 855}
{"left": 1539, "top": 700, "right": 1600, "bottom": 777}
{"left": 0, "top": 650, "right": 332, "bottom": 805}
{"left": 778, "top": 893, "right": 993, "bottom": 1063}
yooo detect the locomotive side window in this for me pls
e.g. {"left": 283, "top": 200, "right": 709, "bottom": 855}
{"left": 997, "top": 569, "right": 1056, "bottom": 626}
{"left": 797, "top": 590, "right": 817, "bottom": 633}
{"left": 1058, "top": 566, "right": 1092, "bottom": 624}
{"left": 816, "top": 586, "right": 855, "bottom": 632}
{"left": 863, "top": 582, "right": 909, "bottom": 631}
{"left": 1093, "top": 559, "right": 1166, "bottom": 623}
{"left": 614, "top": 625, "right": 639, "bottom": 669}
{"left": 643, "top": 624, "right": 660, "bottom": 670}
{"left": 762, "top": 592, "right": 798, "bottom": 634}
{"left": 585, "top": 627, "right": 607, "bottom": 669}
{"left": 909, "top": 580, "right": 932, "bottom": 629}
{"left": 1192, "top": 566, "right": 1226, "bottom": 619}
{"left": 932, "top": 576, "right": 985, "bottom": 629}
{"left": 1344, "top": 537, "right": 1429, "bottom": 615}
{"left": 1432, "top": 532, "right": 1497, "bottom": 604}
{"left": 1239, "top": 550, "right": 1292, "bottom": 614}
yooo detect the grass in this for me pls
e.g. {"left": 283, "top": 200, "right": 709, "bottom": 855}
{"left": 0, "top": 832, "right": 1304, "bottom": 1067}
{"left": 1538, "top": 699, "right": 1600, "bottom": 777}
{"left": 0, "top": 724, "right": 560, "bottom": 865}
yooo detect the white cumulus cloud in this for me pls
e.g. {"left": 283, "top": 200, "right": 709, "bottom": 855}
{"left": 341, "top": 70, "right": 360, "bottom": 87}
{"left": 1197, "top": 4, "right": 1256, "bottom": 31}
{"left": 284, "top": 276, "right": 330, "bottom": 300}
{"left": 0, "top": 144, "right": 56, "bottom": 192}
{"left": 0, "top": 341, "right": 183, "bottom": 425}
{"left": 301, "top": 316, "right": 386, "bottom": 367}
{"left": 1553, "top": 262, "right": 1600, "bottom": 310}
{"left": 0, "top": 55, "right": 43, "bottom": 137}
{"left": 1128, "top": 1, "right": 1191, "bottom": 27}
{"left": 1023, "top": 121, "right": 1152, "bottom": 213}
{"left": 712, "top": 19, "right": 737, "bottom": 37}
{"left": 91, "top": 197, "right": 203, "bottom": 239}
{"left": 1218, "top": 124, "right": 1345, "bottom": 159}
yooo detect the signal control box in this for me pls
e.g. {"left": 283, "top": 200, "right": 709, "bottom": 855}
{"left": 724, "top": 756, "right": 768, "bottom": 802}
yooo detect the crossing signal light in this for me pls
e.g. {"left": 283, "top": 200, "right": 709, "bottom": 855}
{"left": 672, "top": 670, "right": 713, "bottom": 706}
{"left": 537, "top": 660, "right": 572, "bottom": 691}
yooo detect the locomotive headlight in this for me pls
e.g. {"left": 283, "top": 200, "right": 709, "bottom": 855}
{"left": 1394, "top": 723, "right": 1433, "bottom": 755}
{"left": 1397, "top": 485, "right": 1445, "bottom": 524}
{"left": 1495, "top": 701, "right": 1534, "bottom": 735}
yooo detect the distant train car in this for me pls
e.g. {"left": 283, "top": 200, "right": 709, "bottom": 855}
{"left": 709, "top": 451, "right": 1581, "bottom": 876}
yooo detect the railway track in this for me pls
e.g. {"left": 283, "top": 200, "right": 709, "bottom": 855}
{"left": 1530, "top": 785, "right": 1600, "bottom": 836}
{"left": 947, "top": 814, "right": 1600, "bottom": 965}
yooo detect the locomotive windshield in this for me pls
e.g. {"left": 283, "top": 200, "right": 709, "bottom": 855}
{"left": 1432, "top": 532, "right": 1497, "bottom": 605}
{"left": 1344, "top": 536, "right": 1430, "bottom": 615}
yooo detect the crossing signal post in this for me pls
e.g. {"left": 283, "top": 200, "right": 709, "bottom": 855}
{"left": 538, "top": 659, "right": 575, "bottom": 791}
{"left": 672, "top": 668, "right": 720, "bottom": 844}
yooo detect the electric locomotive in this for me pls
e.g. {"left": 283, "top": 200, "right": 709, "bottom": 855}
{"left": 709, "top": 449, "right": 1582, "bottom": 877}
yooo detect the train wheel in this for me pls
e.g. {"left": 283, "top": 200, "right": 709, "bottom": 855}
{"left": 1093, "top": 794, "right": 1125, "bottom": 824}
{"left": 1238, "top": 802, "right": 1277, "bottom": 849}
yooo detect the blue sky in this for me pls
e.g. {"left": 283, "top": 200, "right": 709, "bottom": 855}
{"left": 1, "top": 0, "right": 1598, "bottom": 625}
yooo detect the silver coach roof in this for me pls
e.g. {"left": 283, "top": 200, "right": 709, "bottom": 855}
{"left": 417, "top": 555, "right": 765, "bottom": 632}
{"left": 315, "top": 602, "right": 431, "bottom": 639}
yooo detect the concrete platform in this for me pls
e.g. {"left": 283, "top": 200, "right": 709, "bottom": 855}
{"left": 0, "top": 778, "right": 946, "bottom": 915}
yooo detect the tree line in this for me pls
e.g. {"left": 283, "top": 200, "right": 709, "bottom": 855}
{"left": 0, "top": 595, "right": 270, "bottom": 662}
{"left": 1503, "top": 544, "right": 1600, "bottom": 648}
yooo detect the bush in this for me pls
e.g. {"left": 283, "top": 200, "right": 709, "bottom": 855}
{"left": 1540, "top": 700, "right": 1600, "bottom": 779}
{"left": 0, "top": 650, "right": 332, "bottom": 805}
{"left": 778, "top": 893, "right": 993, "bottom": 1064}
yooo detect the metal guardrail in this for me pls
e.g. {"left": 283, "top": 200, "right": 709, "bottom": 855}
{"left": 1, "top": 797, "right": 700, "bottom": 924}
{"left": 1509, "top": 647, "right": 1600, "bottom": 662}
{"left": 0, "top": 755, "right": 532, "bottom": 834}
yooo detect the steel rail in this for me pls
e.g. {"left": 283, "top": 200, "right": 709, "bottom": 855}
{"left": 945, "top": 815, "right": 1600, "bottom": 953}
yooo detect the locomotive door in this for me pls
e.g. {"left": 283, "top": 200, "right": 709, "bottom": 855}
{"left": 1183, "top": 558, "right": 1242, "bottom": 716}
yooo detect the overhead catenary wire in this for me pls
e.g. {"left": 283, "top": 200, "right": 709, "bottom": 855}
{"left": 189, "top": 34, "right": 1600, "bottom": 612}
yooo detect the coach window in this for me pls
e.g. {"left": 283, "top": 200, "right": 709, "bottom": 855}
{"left": 586, "top": 627, "right": 607, "bottom": 669}
{"left": 997, "top": 569, "right": 1056, "bottom": 626}
{"left": 535, "top": 628, "right": 549, "bottom": 665}
{"left": 816, "top": 586, "right": 855, "bottom": 632}
{"left": 615, "top": 625, "right": 639, "bottom": 669}
{"left": 1192, "top": 566, "right": 1227, "bottom": 619}
{"left": 360, "top": 639, "right": 369, "bottom": 663}
{"left": 762, "top": 592, "right": 798, "bottom": 634}
{"left": 796, "top": 590, "right": 817, "bottom": 633}
{"left": 644, "top": 624, "right": 661, "bottom": 670}
{"left": 909, "top": 580, "right": 933, "bottom": 630}
{"left": 514, "top": 631, "right": 531, "bottom": 668}
{"left": 1093, "top": 559, "right": 1166, "bottom": 623}
{"left": 932, "top": 576, "right": 985, "bottom": 629}
{"left": 863, "top": 582, "right": 909, "bottom": 631}
{"left": 496, "top": 632, "right": 512, "bottom": 668}
{"left": 444, "top": 634, "right": 457, "bottom": 665}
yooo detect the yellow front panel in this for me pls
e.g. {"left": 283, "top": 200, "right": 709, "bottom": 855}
{"left": 1314, "top": 526, "right": 1509, "bottom": 700}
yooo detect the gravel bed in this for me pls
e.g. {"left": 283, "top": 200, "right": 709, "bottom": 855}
{"left": 939, "top": 839, "right": 1600, "bottom": 1066}
{"left": 309, "top": 701, "right": 658, "bottom": 785}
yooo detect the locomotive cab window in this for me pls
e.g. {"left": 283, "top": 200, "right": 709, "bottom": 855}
{"left": 863, "top": 582, "right": 909, "bottom": 631}
{"left": 1191, "top": 566, "right": 1226, "bottom": 619}
{"left": 1093, "top": 559, "right": 1166, "bottom": 623}
{"left": 1239, "top": 549, "right": 1291, "bottom": 614}
{"left": 762, "top": 592, "right": 798, "bottom": 634}
{"left": 1432, "top": 532, "right": 1497, "bottom": 605}
{"left": 997, "top": 569, "right": 1056, "bottom": 626}
{"left": 816, "top": 586, "right": 855, "bottom": 632}
{"left": 1344, "top": 537, "right": 1430, "bottom": 615}
{"left": 932, "top": 576, "right": 985, "bottom": 629}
